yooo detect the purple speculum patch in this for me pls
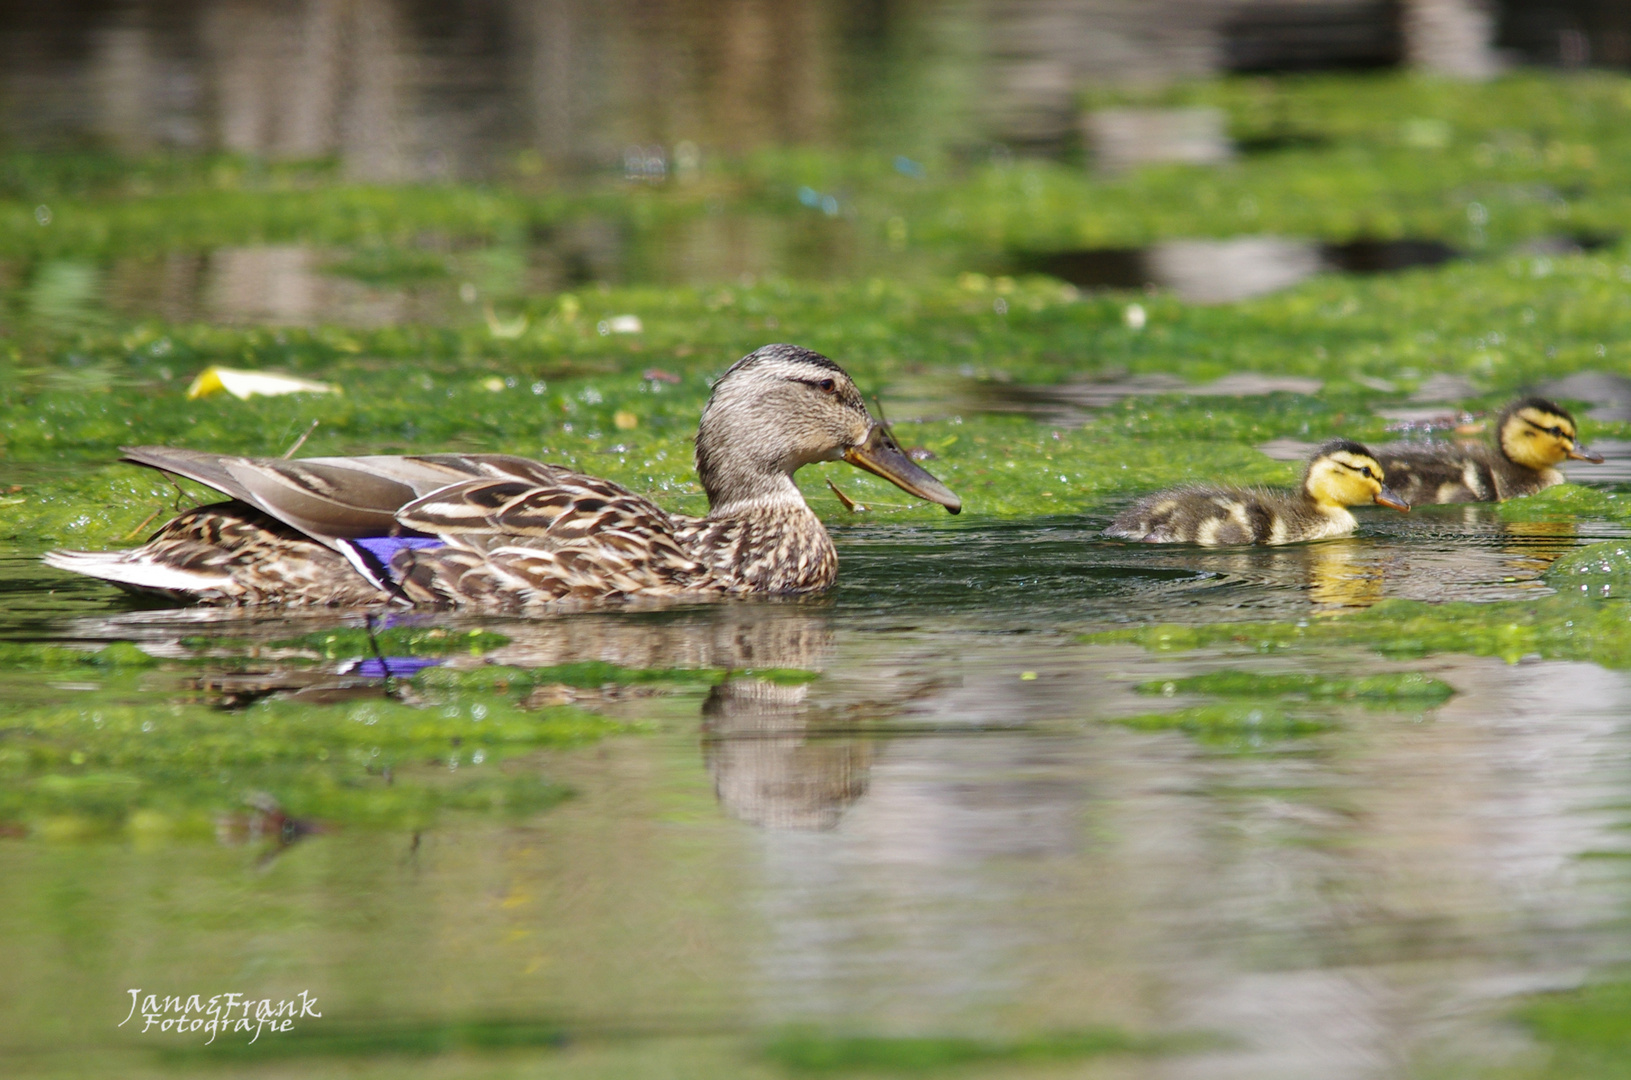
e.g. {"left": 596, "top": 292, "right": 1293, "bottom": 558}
{"left": 352, "top": 536, "right": 444, "bottom": 565}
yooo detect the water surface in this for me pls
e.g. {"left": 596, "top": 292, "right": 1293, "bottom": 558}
{"left": 5, "top": 507, "right": 1631, "bottom": 1078}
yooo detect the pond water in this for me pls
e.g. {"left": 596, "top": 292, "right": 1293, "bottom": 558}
{"left": 22, "top": 231, "right": 1488, "bottom": 330}
{"left": 5, "top": 499, "right": 1631, "bottom": 1078}
{"left": 1014, "top": 238, "right": 1463, "bottom": 304}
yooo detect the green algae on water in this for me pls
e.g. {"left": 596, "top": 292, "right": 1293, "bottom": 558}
{"left": 0, "top": 640, "right": 159, "bottom": 670}
{"left": 1113, "top": 702, "right": 1330, "bottom": 741}
{"left": 417, "top": 662, "right": 816, "bottom": 691}
{"left": 0, "top": 677, "right": 636, "bottom": 838}
{"left": 1087, "top": 593, "right": 1631, "bottom": 669}
{"left": 1509, "top": 978, "right": 1631, "bottom": 1080}
{"left": 1548, "top": 540, "right": 1631, "bottom": 599}
{"left": 1136, "top": 670, "right": 1453, "bottom": 706}
{"left": 272, "top": 625, "right": 511, "bottom": 660}
{"left": 418, "top": 661, "right": 724, "bottom": 691}
{"left": 159, "top": 1016, "right": 571, "bottom": 1061}
{"left": 1497, "top": 484, "right": 1618, "bottom": 523}
{"left": 762, "top": 1027, "right": 1147, "bottom": 1073}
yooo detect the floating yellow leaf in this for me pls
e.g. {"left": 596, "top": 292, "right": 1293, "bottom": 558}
{"left": 483, "top": 302, "right": 529, "bottom": 339}
{"left": 613, "top": 410, "right": 639, "bottom": 430}
{"left": 186, "top": 366, "right": 338, "bottom": 401}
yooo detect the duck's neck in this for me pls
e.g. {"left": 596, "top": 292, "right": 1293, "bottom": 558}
{"left": 687, "top": 411, "right": 836, "bottom": 591}
{"left": 697, "top": 426, "right": 817, "bottom": 520}
{"left": 1301, "top": 486, "right": 1353, "bottom": 519}
{"left": 703, "top": 470, "right": 814, "bottom": 520}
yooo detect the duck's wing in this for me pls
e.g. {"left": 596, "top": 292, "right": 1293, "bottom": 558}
{"left": 388, "top": 471, "right": 714, "bottom": 606}
{"left": 397, "top": 469, "right": 672, "bottom": 538}
{"left": 119, "top": 448, "right": 576, "bottom": 546}
{"left": 111, "top": 448, "right": 709, "bottom": 605}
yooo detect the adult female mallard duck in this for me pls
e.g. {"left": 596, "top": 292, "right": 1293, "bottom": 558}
{"left": 1373, "top": 396, "right": 1603, "bottom": 504}
{"left": 45, "top": 344, "right": 961, "bottom": 609}
{"left": 1104, "top": 439, "right": 1408, "bottom": 545}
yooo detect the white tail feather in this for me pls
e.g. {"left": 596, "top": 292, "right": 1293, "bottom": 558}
{"left": 43, "top": 549, "right": 228, "bottom": 595}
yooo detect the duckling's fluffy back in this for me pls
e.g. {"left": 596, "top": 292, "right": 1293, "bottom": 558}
{"left": 1371, "top": 441, "right": 1514, "bottom": 504}
{"left": 1105, "top": 483, "right": 1351, "bottom": 546}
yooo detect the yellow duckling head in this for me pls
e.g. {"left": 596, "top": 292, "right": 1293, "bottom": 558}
{"left": 1304, "top": 440, "right": 1410, "bottom": 511}
{"left": 1498, "top": 397, "right": 1604, "bottom": 470}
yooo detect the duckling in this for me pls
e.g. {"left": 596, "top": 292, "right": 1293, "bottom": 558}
{"left": 1373, "top": 396, "right": 1603, "bottom": 504}
{"left": 1105, "top": 439, "right": 1408, "bottom": 545}
{"left": 43, "top": 344, "right": 961, "bottom": 609}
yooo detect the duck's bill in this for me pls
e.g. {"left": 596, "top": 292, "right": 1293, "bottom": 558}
{"left": 1567, "top": 442, "right": 1606, "bottom": 463}
{"left": 843, "top": 426, "right": 962, "bottom": 513}
{"left": 1374, "top": 485, "right": 1410, "bottom": 512}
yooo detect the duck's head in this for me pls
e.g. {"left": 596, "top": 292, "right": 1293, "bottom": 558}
{"left": 697, "top": 344, "right": 961, "bottom": 515}
{"left": 1304, "top": 439, "right": 1409, "bottom": 512}
{"left": 1498, "top": 397, "right": 1603, "bottom": 469}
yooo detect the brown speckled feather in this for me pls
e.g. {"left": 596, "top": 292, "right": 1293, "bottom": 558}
{"left": 388, "top": 472, "right": 837, "bottom": 610}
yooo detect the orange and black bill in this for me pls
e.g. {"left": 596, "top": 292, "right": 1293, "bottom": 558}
{"left": 843, "top": 424, "right": 961, "bottom": 513}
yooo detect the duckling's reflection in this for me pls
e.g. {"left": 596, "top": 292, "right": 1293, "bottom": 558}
{"left": 701, "top": 676, "right": 872, "bottom": 831}
{"left": 1172, "top": 541, "right": 1389, "bottom": 612}
{"left": 1498, "top": 517, "right": 1580, "bottom": 579}
{"left": 1303, "top": 539, "right": 1386, "bottom": 612}
{"left": 1117, "top": 500, "right": 1605, "bottom": 612}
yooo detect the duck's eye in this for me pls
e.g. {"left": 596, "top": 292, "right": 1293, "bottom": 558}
{"left": 1549, "top": 426, "right": 1566, "bottom": 438}
{"left": 1361, "top": 467, "right": 1376, "bottom": 479}
{"left": 818, "top": 378, "right": 836, "bottom": 393}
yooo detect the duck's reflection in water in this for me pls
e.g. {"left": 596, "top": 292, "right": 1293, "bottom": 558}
{"left": 63, "top": 598, "right": 845, "bottom": 702}
{"left": 480, "top": 602, "right": 837, "bottom": 673}
{"left": 702, "top": 677, "right": 873, "bottom": 831}
{"left": 70, "top": 598, "right": 928, "bottom": 832}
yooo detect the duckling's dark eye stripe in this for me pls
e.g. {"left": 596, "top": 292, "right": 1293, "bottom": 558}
{"left": 1521, "top": 417, "right": 1571, "bottom": 438}
{"left": 1332, "top": 459, "right": 1380, "bottom": 479}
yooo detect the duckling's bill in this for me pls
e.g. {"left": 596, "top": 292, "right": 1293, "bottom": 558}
{"left": 1568, "top": 442, "right": 1605, "bottom": 463}
{"left": 1373, "top": 485, "right": 1410, "bottom": 511}
{"left": 842, "top": 424, "right": 961, "bottom": 513}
